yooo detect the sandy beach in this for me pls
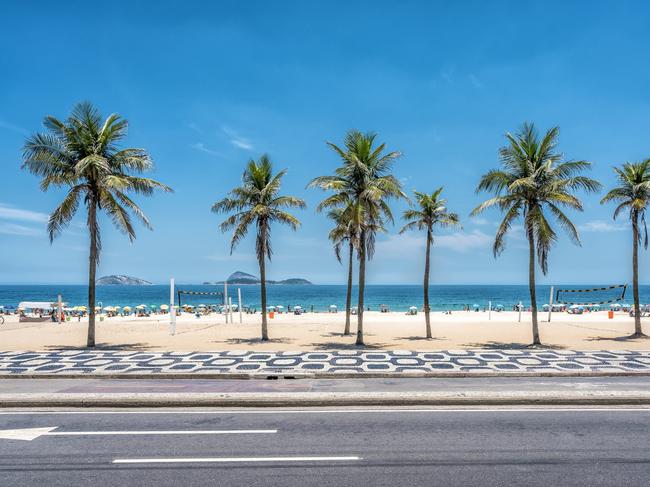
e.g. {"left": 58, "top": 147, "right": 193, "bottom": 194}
{"left": 1, "top": 310, "right": 648, "bottom": 351}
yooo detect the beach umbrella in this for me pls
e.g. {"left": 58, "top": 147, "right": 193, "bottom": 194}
{"left": 123, "top": 306, "right": 132, "bottom": 311}
{"left": 276, "top": 305, "right": 284, "bottom": 309}
{"left": 329, "top": 305, "right": 337, "bottom": 309}
{"left": 160, "top": 304, "right": 169, "bottom": 310}
{"left": 495, "top": 304, "right": 504, "bottom": 309}
{"left": 294, "top": 305, "right": 302, "bottom": 309}
{"left": 266, "top": 306, "right": 276, "bottom": 310}
{"left": 136, "top": 304, "right": 146, "bottom": 309}
{"left": 472, "top": 303, "right": 480, "bottom": 309}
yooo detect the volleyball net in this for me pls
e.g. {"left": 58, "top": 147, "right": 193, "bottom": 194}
{"left": 554, "top": 285, "right": 627, "bottom": 306}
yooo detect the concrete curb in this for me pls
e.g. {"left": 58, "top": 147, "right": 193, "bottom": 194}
{"left": 2, "top": 391, "right": 650, "bottom": 408}
{"left": 2, "top": 370, "right": 650, "bottom": 380}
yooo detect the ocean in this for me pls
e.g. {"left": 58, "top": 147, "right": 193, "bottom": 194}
{"left": 0, "top": 284, "right": 643, "bottom": 312}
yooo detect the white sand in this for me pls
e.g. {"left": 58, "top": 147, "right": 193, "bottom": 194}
{"left": 1, "top": 310, "right": 648, "bottom": 351}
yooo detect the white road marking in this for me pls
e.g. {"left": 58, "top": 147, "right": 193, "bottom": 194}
{"left": 1, "top": 407, "right": 650, "bottom": 415}
{"left": 113, "top": 456, "right": 361, "bottom": 464}
{"left": 0, "top": 427, "right": 276, "bottom": 441}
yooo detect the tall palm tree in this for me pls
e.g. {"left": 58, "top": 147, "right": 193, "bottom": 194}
{"left": 326, "top": 206, "right": 357, "bottom": 335}
{"left": 472, "top": 123, "right": 600, "bottom": 346}
{"left": 21, "top": 102, "right": 172, "bottom": 347}
{"left": 212, "top": 155, "right": 305, "bottom": 341}
{"left": 601, "top": 160, "right": 650, "bottom": 338}
{"left": 309, "top": 131, "right": 404, "bottom": 345}
{"left": 400, "top": 188, "right": 460, "bottom": 339}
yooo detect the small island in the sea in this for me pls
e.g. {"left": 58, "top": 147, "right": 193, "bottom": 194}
{"left": 205, "top": 271, "right": 312, "bottom": 285}
{"left": 97, "top": 275, "right": 153, "bottom": 286}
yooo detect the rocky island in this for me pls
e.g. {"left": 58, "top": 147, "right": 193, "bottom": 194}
{"left": 204, "top": 271, "right": 312, "bottom": 285}
{"left": 97, "top": 275, "right": 153, "bottom": 286}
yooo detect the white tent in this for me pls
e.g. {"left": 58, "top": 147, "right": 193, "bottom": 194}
{"left": 18, "top": 301, "right": 63, "bottom": 311}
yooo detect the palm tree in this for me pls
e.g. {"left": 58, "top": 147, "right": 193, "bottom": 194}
{"left": 21, "top": 102, "right": 172, "bottom": 347}
{"left": 400, "top": 188, "right": 460, "bottom": 339}
{"left": 212, "top": 155, "right": 305, "bottom": 341}
{"left": 601, "top": 160, "right": 650, "bottom": 338}
{"left": 309, "top": 131, "right": 405, "bottom": 345}
{"left": 472, "top": 123, "right": 601, "bottom": 346}
{"left": 326, "top": 206, "right": 357, "bottom": 335}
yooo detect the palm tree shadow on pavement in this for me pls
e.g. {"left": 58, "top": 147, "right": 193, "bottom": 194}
{"left": 462, "top": 341, "right": 567, "bottom": 350}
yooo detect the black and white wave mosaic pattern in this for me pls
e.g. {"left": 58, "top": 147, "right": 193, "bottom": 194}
{"left": 1, "top": 350, "right": 649, "bottom": 375}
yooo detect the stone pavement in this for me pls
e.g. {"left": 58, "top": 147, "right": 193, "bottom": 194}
{"left": 1, "top": 349, "right": 650, "bottom": 376}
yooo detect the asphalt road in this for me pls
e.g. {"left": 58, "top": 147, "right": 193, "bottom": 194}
{"left": 1, "top": 407, "right": 649, "bottom": 486}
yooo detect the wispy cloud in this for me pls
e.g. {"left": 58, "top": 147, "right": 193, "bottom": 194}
{"left": 221, "top": 126, "right": 253, "bottom": 150}
{"left": 578, "top": 220, "right": 628, "bottom": 233}
{"left": 0, "top": 223, "right": 42, "bottom": 237}
{"left": 435, "top": 230, "right": 493, "bottom": 251}
{"left": 190, "top": 142, "right": 225, "bottom": 158}
{"left": 468, "top": 73, "right": 484, "bottom": 89}
{"left": 0, "top": 119, "right": 28, "bottom": 136}
{"left": 471, "top": 217, "right": 492, "bottom": 226}
{"left": 186, "top": 122, "right": 203, "bottom": 134}
{"left": 0, "top": 203, "right": 48, "bottom": 223}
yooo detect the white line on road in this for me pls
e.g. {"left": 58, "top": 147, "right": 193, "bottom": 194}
{"left": 48, "top": 430, "right": 277, "bottom": 435}
{"left": 1, "top": 407, "right": 650, "bottom": 415}
{"left": 113, "top": 456, "right": 361, "bottom": 464}
{"left": 0, "top": 427, "right": 277, "bottom": 441}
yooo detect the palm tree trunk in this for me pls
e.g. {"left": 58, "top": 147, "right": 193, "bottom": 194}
{"left": 632, "top": 212, "right": 645, "bottom": 337}
{"left": 258, "top": 252, "right": 269, "bottom": 341}
{"left": 356, "top": 228, "right": 366, "bottom": 346}
{"left": 344, "top": 240, "right": 353, "bottom": 335}
{"left": 527, "top": 227, "right": 541, "bottom": 346}
{"left": 424, "top": 229, "right": 432, "bottom": 339}
{"left": 87, "top": 201, "right": 98, "bottom": 348}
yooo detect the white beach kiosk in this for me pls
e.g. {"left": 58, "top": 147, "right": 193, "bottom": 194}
{"left": 18, "top": 301, "right": 65, "bottom": 323}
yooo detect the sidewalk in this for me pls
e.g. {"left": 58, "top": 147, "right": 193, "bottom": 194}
{"left": 1, "top": 349, "right": 650, "bottom": 378}
{"left": 1, "top": 376, "right": 650, "bottom": 407}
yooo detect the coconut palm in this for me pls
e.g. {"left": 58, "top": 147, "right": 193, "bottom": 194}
{"left": 326, "top": 206, "right": 357, "bottom": 335}
{"left": 212, "top": 155, "right": 305, "bottom": 341}
{"left": 21, "top": 102, "right": 172, "bottom": 347}
{"left": 309, "top": 131, "right": 405, "bottom": 345}
{"left": 400, "top": 188, "right": 460, "bottom": 339}
{"left": 601, "top": 159, "right": 650, "bottom": 338}
{"left": 471, "top": 122, "right": 601, "bottom": 346}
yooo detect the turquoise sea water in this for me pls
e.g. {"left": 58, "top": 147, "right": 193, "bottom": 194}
{"left": 0, "top": 284, "right": 643, "bottom": 312}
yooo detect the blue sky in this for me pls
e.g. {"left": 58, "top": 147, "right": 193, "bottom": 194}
{"left": 1, "top": 0, "right": 650, "bottom": 285}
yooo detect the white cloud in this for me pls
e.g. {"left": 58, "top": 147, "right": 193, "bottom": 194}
{"left": 221, "top": 126, "right": 253, "bottom": 150}
{"left": 578, "top": 220, "right": 627, "bottom": 233}
{"left": 471, "top": 217, "right": 491, "bottom": 226}
{"left": 0, "top": 119, "right": 28, "bottom": 135}
{"left": 435, "top": 230, "right": 493, "bottom": 251}
{"left": 0, "top": 223, "right": 42, "bottom": 237}
{"left": 190, "top": 142, "right": 224, "bottom": 158}
{"left": 0, "top": 203, "right": 48, "bottom": 223}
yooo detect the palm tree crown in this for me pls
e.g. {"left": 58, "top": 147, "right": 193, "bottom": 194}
{"left": 212, "top": 155, "right": 306, "bottom": 256}
{"left": 400, "top": 188, "right": 460, "bottom": 239}
{"left": 601, "top": 159, "right": 650, "bottom": 246}
{"left": 471, "top": 122, "right": 600, "bottom": 273}
{"left": 22, "top": 102, "right": 171, "bottom": 244}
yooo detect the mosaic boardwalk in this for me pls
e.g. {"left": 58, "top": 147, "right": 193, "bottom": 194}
{"left": 0, "top": 350, "right": 649, "bottom": 376}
